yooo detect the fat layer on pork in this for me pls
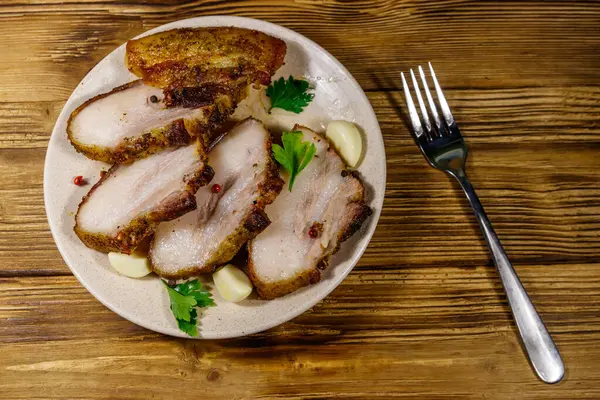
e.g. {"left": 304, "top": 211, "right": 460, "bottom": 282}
{"left": 74, "top": 141, "right": 214, "bottom": 253}
{"left": 149, "top": 118, "right": 283, "bottom": 278}
{"left": 248, "top": 126, "right": 372, "bottom": 299}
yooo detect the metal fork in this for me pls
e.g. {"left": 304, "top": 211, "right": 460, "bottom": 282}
{"left": 401, "top": 63, "right": 564, "bottom": 384}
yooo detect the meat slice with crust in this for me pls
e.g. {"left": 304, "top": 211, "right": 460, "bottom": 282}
{"left": 69, "top": 28, "right": 286, "bottom": 164}
{"left": 126, "top": 27, "right": 286, "bottom": 89}
{"left": 149, "top": 118, "right": 283, "bottom": 279}
{"left": 67, "top": 80, "right": 241, "bottom": 164}
{"left": 74, "top": 141, "right": 214, "bottom": 254}
{"left": 248, "top": 126, "right": 372, "bottom": 299}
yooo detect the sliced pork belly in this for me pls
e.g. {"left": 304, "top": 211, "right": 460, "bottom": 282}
{"left": 248, "top": 126, "right": 372, "bottom": 299}
{"left": 126, "top": 27, "right": 286, "bottom": 89}
{"left": 74, "top": 142, "right": 214, "bottom": 253}
{"left": 67, "top": 80, "right": 239, "bottom": 163}
{"left": 149, "top": 118, "right": 283, "bottom": 279}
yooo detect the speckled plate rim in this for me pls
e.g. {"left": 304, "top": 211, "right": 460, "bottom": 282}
{"left": 44, "top": 16, "right": 386, "bottom": 339}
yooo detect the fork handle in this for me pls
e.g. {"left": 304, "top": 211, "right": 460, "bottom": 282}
{"left": 450, "top": 169, "right": 564, "bottom": 384}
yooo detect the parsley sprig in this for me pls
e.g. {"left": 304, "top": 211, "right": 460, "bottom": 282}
{"left": 272, "top": 131, "right": 316, "bottom": 191}
{"left": 162, "top": 279, "right": 215, "bottom": 336}
{"left": 266, "top": 76, "right": 314, "bottom": 113}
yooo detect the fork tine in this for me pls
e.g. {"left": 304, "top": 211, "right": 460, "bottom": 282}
{"left": 418, "top": 65, "right": 442, "bottom": 134}
{"left": 409, "top": 69, "right": 431, "bottom": 133}
{"left": 401, "top": 72, "right": 423, "bottom": 138}
{"left": 428, "top": 62, "right": 454, "bottom": 125}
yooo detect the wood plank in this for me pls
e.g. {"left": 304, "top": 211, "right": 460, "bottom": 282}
{"left": 1, "top": 2, "right": 600, "bottom": 101}
{"left": 0, "top": 148, "right": 67, "bottom": 275}
{"left": 373, "top": 88, "right": 600, "bottom": 144}
{"left": 0, "top": 101, "right": 64, "bottom": 149}
{"left": 3, "top": 86, "right": 600, "bottom": 150}
{"left": 1, "top": 337, "right": 599, "bottom": 399}
{"left": 2, "top": 265, "right": 599, "bottom": 343}
{"left": 2, "top": 135, "right": 599, "bottom": 275}
{"left": 0, "top": 269, "right": 599, "bottom": 398}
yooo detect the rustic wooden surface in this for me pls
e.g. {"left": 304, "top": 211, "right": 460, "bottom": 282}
{"left": 1, "top": 1, "right": 600, "bottom": 398}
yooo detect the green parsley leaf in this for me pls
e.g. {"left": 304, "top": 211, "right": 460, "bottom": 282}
{"left": 177, "top": 308, "right": 198, "bottom": 337}
{"left": 272, "top": 144, "right": 293, "bottom": 172}
{"left": 272, "top": 131, "right": 317, "bottom": 191}
{"left": 172, "top": 279, "right": 216, "bottom": 308}
{"left": 298, "top": 140, "right": 317, "bottom": 172}
{"left": 172, "top": 279, "right": 202, "bottom": 295}
{"left": 162, "top": 279, "right": 215, "bottom": 336}
{"left": 164, "top": 282, "right": 196, "bottom": 321}
{"left": 191, "top": 290, "right": 216, "bottom": 308}
{"left": 266, "top": 76, "right": 314, "bottom": 113}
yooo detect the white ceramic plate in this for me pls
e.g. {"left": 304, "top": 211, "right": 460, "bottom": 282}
{"left": 44, "top": 16, "right": 386, "bottom": 339}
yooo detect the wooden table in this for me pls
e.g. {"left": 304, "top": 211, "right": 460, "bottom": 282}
{"left": 1, "top": 1, "right": 600, "bottom": 398}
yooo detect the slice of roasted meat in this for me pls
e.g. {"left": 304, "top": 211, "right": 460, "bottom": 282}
{"left": 67, "top": 80, "right": 240, "bottom": 164}
{"left": 149, "top": 118, "right": 283, "bottom": 279}
{"left": 248, "top": 126, "right": 372, "bottom": 299}
{"left": 69, "top": 28, "right": 286, "bottom": 164}
{"left": 74, "top": 141, "right": 214, "bottom": 254}
{"left": 126, "top": 27, "right": 286, "bottom": 89}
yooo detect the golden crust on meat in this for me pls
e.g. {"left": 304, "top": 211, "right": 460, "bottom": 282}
{"left": 126, "top": 27, "right": 286, "bottom": 89}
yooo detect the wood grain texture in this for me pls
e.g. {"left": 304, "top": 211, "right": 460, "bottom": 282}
{"left": 1, "top": 268, "right": 600, "bottom": 399}
{"left": 0, "top": 0, "right": 599, "bottom": 398}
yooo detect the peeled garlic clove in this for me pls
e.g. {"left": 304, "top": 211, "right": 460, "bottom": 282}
{"left": 213, "top": 264, "right": 253, "bottom": 302}
{"left": 108, "top": 251, "right": 152, "bottom": 278}
{"left": 325, "top": 120, "right": 363, "bottom": 167}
